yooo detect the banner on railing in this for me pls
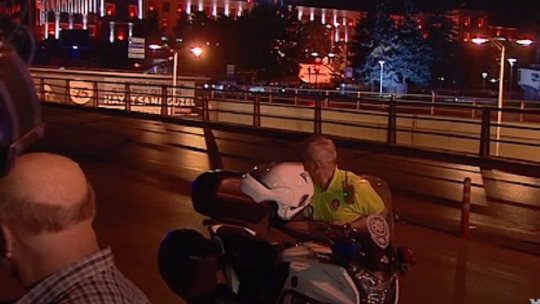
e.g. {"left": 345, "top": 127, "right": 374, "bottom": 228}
{"left": 32, "top": 72, "right": 199, "bottom": 116}
{"left": 100, "top": 78, "right": 197, "bottom": 116}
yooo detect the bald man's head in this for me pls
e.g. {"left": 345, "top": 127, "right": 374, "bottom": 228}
{"left": 0, "top": 153, "right": 95, "bottom": 236}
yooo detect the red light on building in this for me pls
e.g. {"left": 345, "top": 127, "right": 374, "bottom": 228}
{"left": 129, "top": 5, "right": 137, "bottom": 17}
{"left": 118, "top": 29, "right": 125, "bottom": 41}
{"left": 149, "top": 1, "right": 155, "bottom": 10}
{"left": 106, "top": 3, "right": 115, "bottom": 16}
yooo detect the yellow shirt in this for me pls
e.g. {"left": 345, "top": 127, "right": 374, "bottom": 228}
{"left": 304, "top": 168, "right": 385, "bottom": 223}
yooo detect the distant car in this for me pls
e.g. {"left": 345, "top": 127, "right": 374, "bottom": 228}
{"left": 248, "top": 84, "right": 265, "bottom": 93}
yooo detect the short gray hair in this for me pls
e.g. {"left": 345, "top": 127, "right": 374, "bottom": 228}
{"left": 300, "top": 135, "right": 337, "bottom": 168}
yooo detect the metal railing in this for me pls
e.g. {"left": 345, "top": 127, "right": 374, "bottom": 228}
{"left": 32, "top": 73, "right": 540, "bottom": 166}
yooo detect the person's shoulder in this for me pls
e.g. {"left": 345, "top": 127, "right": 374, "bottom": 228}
{"left": 53, "top": 267, "right": 151, "bottom": 304}
{"left": 339, "top": 169, "right": 367, "bottom": 185}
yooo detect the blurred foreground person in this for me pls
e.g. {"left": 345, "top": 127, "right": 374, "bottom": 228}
{"left": 0, "top": 153, "right": 151, "bottom": 304}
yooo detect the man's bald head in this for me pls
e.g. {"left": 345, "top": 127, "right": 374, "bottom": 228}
{"left": 0, "top": 153, "right": 95, "bottom": 236}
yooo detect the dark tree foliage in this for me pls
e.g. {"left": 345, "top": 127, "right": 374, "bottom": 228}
{"left": 303, "top": 21, "right": 332, "bottom": 59}
{"left": 350, "top": 0, "right": 401, "bottom": 87}
{"left": 140, "top": 10, "right": 165, "bottom": 44}
{"left": 394, "top": 0, "right": 433, "bottom": 86}
{"left": 422, "top": 3, "right": 461, "bottom": 86}
{"left": 169, "top": 4, "right": 304, "bottom": 80}
{"left": 350, "top": 0, "right": 442, "bottom": 89}
{"left": 235, "top": 3, "right": 305, "bottom": 80}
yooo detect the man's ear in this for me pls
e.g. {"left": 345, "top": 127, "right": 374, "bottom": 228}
{"left": 0, "top": 223, "right": 14, "bottom": 258}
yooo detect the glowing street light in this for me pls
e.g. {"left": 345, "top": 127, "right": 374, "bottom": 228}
{"left": 507, "top": 57, "right": 517, "bottom": 98}
{"left": 191, "top": 46, "right": 203, "bottom": 57}
{"left": 148, "top": 44, "right": 162, "bottom": 50}
{"left": 378, "top": 60, "right": 385, "bottom": 96}
{"left": 172, "top": 46, "right": 204, "bottom": 105}
{"left": 472, "top": 36, "right": 533, "bottom": 156}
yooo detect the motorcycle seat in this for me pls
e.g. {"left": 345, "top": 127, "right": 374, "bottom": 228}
{"left": 192, "top": 170, "right": 275, "bottom": 225}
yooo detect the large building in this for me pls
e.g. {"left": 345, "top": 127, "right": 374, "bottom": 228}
{"left": 146, "top": 0, "right": 255, "bottom": 31}
{"left": 4, "top": 0, "right": 524, "bottom": 46}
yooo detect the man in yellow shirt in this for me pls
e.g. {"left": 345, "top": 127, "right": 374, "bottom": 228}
{"left": 300, "top": 134, "right": 386, "bottom": 230}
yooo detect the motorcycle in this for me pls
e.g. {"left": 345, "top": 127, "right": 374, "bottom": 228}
{"left": 158, "top": 164, "right": 416, "bottom": 304}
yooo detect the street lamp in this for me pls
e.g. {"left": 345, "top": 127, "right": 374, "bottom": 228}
{"left": 378, "top": 60, "right": 385, "bottom": 96}
{"left": 482, "top": 72, "right": 488, "bottom": 91}
{"left": 172, "top": 46, "right": 203, "bottom": 93}
{"left": 507, "top": 57, "right": 517, "bottom": 98}
{"left": 472, "top": 36, "right": 533, "bottom": 156}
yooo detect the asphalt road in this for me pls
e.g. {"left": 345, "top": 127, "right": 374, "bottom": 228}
{"left": 1, "top": 106, "right": 540, "bottom": 304}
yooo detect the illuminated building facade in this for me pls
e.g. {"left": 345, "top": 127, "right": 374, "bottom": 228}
{"left": 146, "top": 0, "right": 255, "bottom": 31}
{"left": 31, "top": 0, "right": 144, "bottom": 42}
{"left": 447, "top": 9, "right": 518, "bottom": 43}
{"left": 4, "top": 0, "right": 525, "bottom": 51}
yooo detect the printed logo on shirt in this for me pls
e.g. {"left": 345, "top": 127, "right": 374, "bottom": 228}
{"left": 332, "top": 199, "right": 340, "bottom": 211}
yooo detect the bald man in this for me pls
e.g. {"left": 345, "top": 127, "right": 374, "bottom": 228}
{"left": 0, "top": 153, "right": 150, "bottom": 304}
{"left": 299, "top": 135, "right": 386, "bottom": 230}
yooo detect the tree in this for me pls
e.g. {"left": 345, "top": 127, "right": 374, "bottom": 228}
{"left": 235, "top": 3, "right": 305, "bottom": 81}
{"left": 423, "top": 3, "right": 460, "bottom": 87}
{"left": 350, "top": 0, "right": 401, "bottom": 88}
{"left": 303, "top": 21, "right": 331, "bottom": 59}
{"left": 394, "top": 0, "right": 433, "bottom": 87}
{"left": 174, "top": 11, "right": 215, "bottom": 46}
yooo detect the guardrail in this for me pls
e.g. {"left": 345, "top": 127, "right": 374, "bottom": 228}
{"left": 32, "top": 74, "right": 540, "bottom": 166}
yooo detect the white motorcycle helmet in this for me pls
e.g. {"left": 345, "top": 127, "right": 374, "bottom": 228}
{"left": 241, "top": 162, "right": 314, "bottom": 220}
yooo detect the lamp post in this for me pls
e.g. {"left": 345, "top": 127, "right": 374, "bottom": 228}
{"left": 507, "top": 57, "right": 517, "bottom": 99}
{"left": 173, "top": 46, "right": 203, "bottom": 90}
{"left": 482, "top": 72, "right": 488, "bottom": 91}
{"left": 472, "top": 37, "right": 533, "bottom": 156}
{"left": 378, "top": 60, "right": 385, "bottom": 96}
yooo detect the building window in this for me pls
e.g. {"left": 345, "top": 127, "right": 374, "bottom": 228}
{"left": 162, "top": 18, "right": 169, "bottom": 28}
{"left": 190, "top": 5, "right": 196, "bottom": 14}
{"left": 463, "top": 32, "right": 470, "bottom": 42}
{"left": 464, "top": 16, "right": 470, "bottom": 27}
{"left": 177, "top": 4, "right": 182, "bottom": 13}
{"left": 217, "top": 7, "right": 224, "bottom": 16}
{"left": 106, "top": 3, "right": 115, "bottom": 16}
{"left": 162, "top": 2, "right": 169, "bottom": 12}
{"left": 205, "top": 6, "right": 210, "bottom": 15}
{"left": 478, "top": 18, "right": 484, "bottom": 28}
{"left": 149, "top": 1, "right": 155, "bottom": 10}
{"left": 496, "top": 30, "right": 501, "bottom": 36}
{"left": 230, "top": 8, "right": 236, "bottom": 18}
{"left": 117, "top": 29, "right": 125, "bottom": 41}
{"left": 128, "top": 5, "right": 137, "bottom": 18}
